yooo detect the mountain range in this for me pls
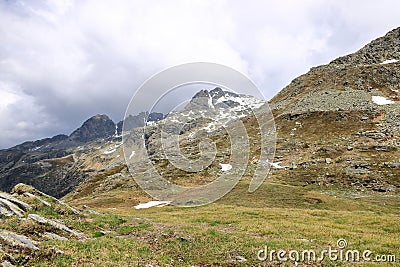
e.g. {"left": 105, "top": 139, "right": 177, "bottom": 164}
{"left": 0, "top": 27, "right": 399, "bottom": 206}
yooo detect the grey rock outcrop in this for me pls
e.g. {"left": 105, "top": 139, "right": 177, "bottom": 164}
{"left": 22, "top": 192, "right": 51, "bottom": 207}
{"left": 28, "top": 214, "right": 85, "bottom": 239}
{"left": 0, "top": 207, "right": 13, "bottom": 217}
{"left": 0, "top": 193, "right": 32, "bottom": 211}
{"left": 42, "top": 232, "right": 69, "bottom": 241}
{"left": 13, "top": 183, "right": 80, "bottom": 215}
{"left": 0, "top": 199, "right": 24, "bottom": 217}
{"left": 0, "top": 229, "right": 40, "bottom": 250}
{"left": 1, "top": 260, "right": 14, "bottom": 267}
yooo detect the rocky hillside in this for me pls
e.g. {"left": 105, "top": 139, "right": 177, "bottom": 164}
{"left": 0, "top": 183, "right": 86, "bottom": 266}
{"left": 331, "top": 27, "right": 400, "bottom": 66}
{"left": 270, "top": 27, "right": 400, "bottom": 118}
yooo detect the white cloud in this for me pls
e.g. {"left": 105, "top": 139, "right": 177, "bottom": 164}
{"left": 1, "top": 0, "right": 400, "bottom": 148}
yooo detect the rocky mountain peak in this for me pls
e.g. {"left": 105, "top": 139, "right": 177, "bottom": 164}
{"left": 69, "top": 114, "right": 115, "bottom": 143}
{"left": 192, "top": 87, "right": 239, "bottom": 101}
{"left": 330, "top": 27, "right": 400, "bottom": 66}
{"left": 192, "top": 89, "right": 210, "bottom": 99}
{"left": 188, "top": 87, "right": 252, "bottom": 110}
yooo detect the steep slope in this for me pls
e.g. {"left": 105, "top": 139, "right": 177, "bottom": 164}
{"left": 270, "top": 27, "right": 400, "bottom": 120}
{"left": 331, "top": 27, "right": 400, "bottom": 66}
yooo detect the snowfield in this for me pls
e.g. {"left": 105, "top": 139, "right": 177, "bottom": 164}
{"left": 372, "top": 96, "right": 395, "bottom": 105}
{"left": 381, "top": 59, "right": 399, "bottom": 65}
{"left": 128, "top": 150, "right": 136, "bottom": 160}
{"left": 219, "top": 163, "right": 232, "bottom": 171}
{"left": 134, "top": 201, "right": 171, "bottom": 209}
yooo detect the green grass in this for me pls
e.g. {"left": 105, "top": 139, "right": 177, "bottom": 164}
{"left": 16, "top": 182, "right": 397, "bottom": 266}
{"left": 25, "top": 205, "right": 398, "bottom": 266}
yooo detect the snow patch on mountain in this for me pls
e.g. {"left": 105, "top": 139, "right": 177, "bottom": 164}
{"left": 134, "top": 201, "right": 171, "bottom": 209}
{"left": 219, "top": 163, "right": 232, "bottom": 171}
{"left": 381, "top": 59, "right": 399, "bottom": 64}
{"left": 208, "top": 95, "right": 214, "bottom": 109}
{"left": 372, "top": 96, "right": 395, "bottom": 105}
{"left": 103, "top": 148, "right": 116, "bottom": 155}
{"left": 103, "top": 143, "right": 122, "bottom": 155}
{"left": 215, "top": 94, "right": 264, "bottom": 111}
{"left": 129, "top": 150, "right": 136, "bottom": 160}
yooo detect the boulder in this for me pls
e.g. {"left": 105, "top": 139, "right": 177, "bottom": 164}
{"left": 12, "top": 183, "right": 36, "bottom": 195}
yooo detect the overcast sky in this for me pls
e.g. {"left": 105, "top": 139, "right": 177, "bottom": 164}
{"left": 1, "top": 0, "right": 400, "bottom": 149}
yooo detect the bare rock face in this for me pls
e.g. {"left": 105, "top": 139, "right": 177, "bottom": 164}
{"left": 117, "top": 112, "right": 165, "bottom": 132}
